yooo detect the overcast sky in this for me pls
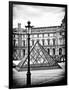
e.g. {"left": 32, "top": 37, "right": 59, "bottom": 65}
{"left": 13, "top": 4, "right": 65, "bottom": 28}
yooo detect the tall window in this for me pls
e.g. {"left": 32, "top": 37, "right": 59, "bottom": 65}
{"left": 42, "top": 39, "right": 44, "bottom": 46}
{"left": 53, "top": 48, "right": 55, "bottom": 55}
{"left": 44, "top": 39, "right": 47, "bottom": 45}
{"left": 50, "top": 39, "right": 53, "bottom": 45}
{"left": 23, "top": 49, "right": 25, "bottom": 56}
{"left": 59, "top": 48, "right": 62, "bottom": 55}
{"left": 47, "top": 48, "right": 50, "bottom": 55}
{"left": 23, "top": 40, "right": 25, "bottom": 46}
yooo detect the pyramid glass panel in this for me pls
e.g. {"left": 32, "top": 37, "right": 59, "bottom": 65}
{"left": 17, "top": 41, "right": 61, "bottom": 70}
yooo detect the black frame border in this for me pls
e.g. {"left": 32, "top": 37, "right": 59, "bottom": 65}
{"left": 9, "top": 1, "right": 67, "bottom": 89}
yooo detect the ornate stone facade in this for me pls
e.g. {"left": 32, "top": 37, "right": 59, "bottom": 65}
{"left": 13, "top": 16, "right": 65, "bottom": 62}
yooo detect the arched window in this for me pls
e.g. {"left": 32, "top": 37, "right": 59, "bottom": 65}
{"left": 47, "top": 39, "right": 50, "bottom": 45}
{"left": 23, "top": 40, "right": 25, "bottom": 46}
{"left": 47, "top": 48, "right": 50, "bottom": 55}
{"left": 59, "top": 48, "right": 62, "bottom": 55}
{"left": 42, "top": 39, "right": 44, "bottom": 46}
{"left": 23, "top": 49, "right": 25, "bottom": 57}
{"left": 53, "top": 48, "right": 55, "bottom": 55}
{"left": 44, "top": 39, "right": 47, "bottom": 45}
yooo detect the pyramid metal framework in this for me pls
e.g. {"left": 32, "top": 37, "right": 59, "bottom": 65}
{"left": 16, "top": 41, "right": 61, "bottom": 71}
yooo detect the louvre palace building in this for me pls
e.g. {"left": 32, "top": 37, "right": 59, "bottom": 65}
{"left": 13, "top": 15, "right": 66, "bottom": 62}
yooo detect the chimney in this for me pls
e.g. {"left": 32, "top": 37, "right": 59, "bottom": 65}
{"left": 18, "top": 23, "right": 21, "bottom": 31}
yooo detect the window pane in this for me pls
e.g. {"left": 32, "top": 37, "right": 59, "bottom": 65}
{"left": 44, "top": 39, "right": 48, "bottom": 45}
{"left": 50, "top": 39, "right": 53, "bottom": 45}
{"left": 53, "top": 39, "right": 55, "bottom": 45}
{"left": 42, "top": 39, "right": 44, "bottom": 45}
{"left": 53, "top": 48, "right": 55, "bottom": 55}
{"left": 47, "top": 39, "right": 50, "bottom": 45}
{"left": 47, "top": 48, "right": 50, "bottom": 55}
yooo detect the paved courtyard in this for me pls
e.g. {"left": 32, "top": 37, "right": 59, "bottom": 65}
{"left": 13, "top": 62, "right": 65, "bottom": 88}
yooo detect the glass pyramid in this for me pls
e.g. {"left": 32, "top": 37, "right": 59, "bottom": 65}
{"left": 16, "top": 41, "right": 61, "bottom": 71}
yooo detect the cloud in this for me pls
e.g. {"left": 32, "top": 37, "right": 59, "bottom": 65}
{"left": 13, "top": 4, "right": 65, "bottom": 28}
{"left": 13, "top": 5, "right": 44, "bottom": 20}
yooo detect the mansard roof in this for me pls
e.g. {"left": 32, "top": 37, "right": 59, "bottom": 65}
{"left": 32, "top": 26, "right": 61, "bottom": 33}
{"left": 13, "top": 24, "right": 65, "bottom": 34}
{"left": 13, "top": 26, "right": 64, "bottom": 34}
{"left": 32, "top": 26, "right": 60, "bottom": 29}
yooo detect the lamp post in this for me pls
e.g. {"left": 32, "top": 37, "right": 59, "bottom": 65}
{"left": 25, "top": 21, "right": 33, "bottom": 87}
